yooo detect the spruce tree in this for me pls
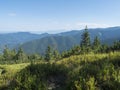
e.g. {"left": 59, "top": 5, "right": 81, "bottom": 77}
{"left": 16, "top": 48, "right": 26, "bottom": 61}
{"left": 3, "top": 46, "right": 10, "bottom": 60}
{"left": 80, "top": 26, "right": 91, "bottom": 53}
{"left": 53, "top": 50, "right": 60, "bottom": 60}
{"left": 71, "top": 46, "right": 81, "bottom": 55}
{"left": 100, "top": 44, "right": 108, "bottom": 53}
{"left": 3, "top": 46, "right": 16, "bottom": 61}
{"left": 44, "top": 46, "right": 53, "bottom": 61}
{"left": 93, "top": 36, "right": 101, "bottom": 52}
{"left": 113, "top": 40, "right": 120, "bottom": 51}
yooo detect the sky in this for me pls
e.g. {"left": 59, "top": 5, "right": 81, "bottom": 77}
{"left": 0, "top": 0, "right": 120, "bottom": 33}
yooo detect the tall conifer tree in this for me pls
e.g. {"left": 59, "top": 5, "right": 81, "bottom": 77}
{"left": 80, "top": 26, "right": 91, "bottom": 53}
{"left": 45, "top": 46, "right": 53, "bottom": 61}
{"left": 93, "top": 36, "right": 101, "bottom": 52}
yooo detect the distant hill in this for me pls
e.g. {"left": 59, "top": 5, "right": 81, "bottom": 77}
{"left": 20, "top": 27, "right": 120, "bottom": 54}
{"left": 20, "top": 35, "right": 77, "bottom": 54}
{"left": 0, "top": 32, "right": 49, "bottom": 52}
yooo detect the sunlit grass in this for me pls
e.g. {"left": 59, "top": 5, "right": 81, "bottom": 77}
{"left": 0, "top": 63, "right": 29, "bottom": 87}
{"left": 0, "top": 51, "right": 120, "bottom": 88}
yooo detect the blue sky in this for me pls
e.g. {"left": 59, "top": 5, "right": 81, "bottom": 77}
{"left": 0, "top": 0, "right": 119, "bottom": 33}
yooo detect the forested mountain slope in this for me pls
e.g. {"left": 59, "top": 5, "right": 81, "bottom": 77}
{"left": 20, "top": 27, "right": 120, "bottom": 54}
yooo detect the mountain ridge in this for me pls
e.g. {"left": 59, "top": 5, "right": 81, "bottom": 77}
{"left": 0, "top": 26, "right": 120, "bottom": 54}
{"left": 19, "top": 26, "right": 120, "bottom": 54}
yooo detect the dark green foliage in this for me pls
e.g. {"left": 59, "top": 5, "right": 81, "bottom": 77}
{"left": 9, "top": 63, "right": 68, "bottom": 90}
{"left": 92, "top": 36, "right": 101, "bottom": 53}
{"left": 80, "top": 26, "right": 91, "bottom": 53}
{"left": 61, "top": 46, "right": 81, "bottom": 58}
{"left": 3, "top": 46, "right": 10, "bottom": 60}
{"left": 68, "top": 58, "right": 120, "bottom": 90}
{"left": 28, "top": 54, "right": 43, "bottom": 62}
{"left": 44, "top": 46, "right": 53, "bottom": 61}
{"left": 5, "top": 53, "right": 120, "bottom": 90}
{"left": 15, "top": 48, "right": 28, "bottom": 61}
{"left": 70, "top": 46, "right": 81, "bottom": 55}
{"left": 0, "top": 67, "right": 6, "bottom": 75}
{"left": 112, "top": 40, "right": 120, "bottom": 51}
{"left": 0, "top": 47, "right": 43, "bottom": 64}
{"left": 3, "top": 46, "right": 16, "bottom": 61}
{"left": 15, "top": 48, "right": 23, "bottom": 60}
{"left": 53, "top": 50, "right": 61, "bottom": 60}
{"left": 100, "top": 44, "right": 109, "bottom": 53}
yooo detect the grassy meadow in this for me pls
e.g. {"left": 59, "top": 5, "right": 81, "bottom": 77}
{"left": 0, "top": 51, "right": 119, "bottom": 90}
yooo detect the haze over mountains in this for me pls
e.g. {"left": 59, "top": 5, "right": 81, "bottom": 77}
{"left": 0, "top": 32, "right": 49, "bottom": 51}
{"left": 0, "top": 26, "right": 120, "bottom": 54}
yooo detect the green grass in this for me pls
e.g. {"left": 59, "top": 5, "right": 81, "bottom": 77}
{"left": 0, "top": 63, "right": 29, "bottom": 87}
{"left": 0, "top": 51, "right": 120, "bottom": 89}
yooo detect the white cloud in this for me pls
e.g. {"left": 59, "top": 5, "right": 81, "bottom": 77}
{"left": 0, "top": 20, "right": 111, "bottom": 34}
{"left": 61, "top": 22, "right": 110, "bottom": 30}
{"left": 76, "top": 22, "right": 110, "bottom": 29}
{"left": 8, "top": 13, "right": 17, "bottom": 17}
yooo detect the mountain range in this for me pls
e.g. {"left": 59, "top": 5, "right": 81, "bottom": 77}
{"left": 0, "top": 27, "right": 120, "bottom": 54}
{"left": 0, "top": 32, "right": 49, "bottom": 52}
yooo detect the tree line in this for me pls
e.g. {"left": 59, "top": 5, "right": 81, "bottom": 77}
{"left": 61, "top": 26, "right": 120, "bottom": 57}
{"left": 0, "top": 26, "right": 120, "bottom": 63}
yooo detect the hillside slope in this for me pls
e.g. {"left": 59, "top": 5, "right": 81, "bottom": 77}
{"left": 0, "top": 52, "right": 120, "bottom": 90}
{"left": 20, "top": 27, "right": 120, "bottom": 54}
{"left": 0, "top": 32, "right": 49, "bottom": 52}
{"left": 20, "top": 35, "right": 77, "bottom": 54}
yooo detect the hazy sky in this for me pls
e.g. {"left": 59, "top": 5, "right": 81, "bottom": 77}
{"left": 0, "top": 0, "right": 119, "bottom": 33}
